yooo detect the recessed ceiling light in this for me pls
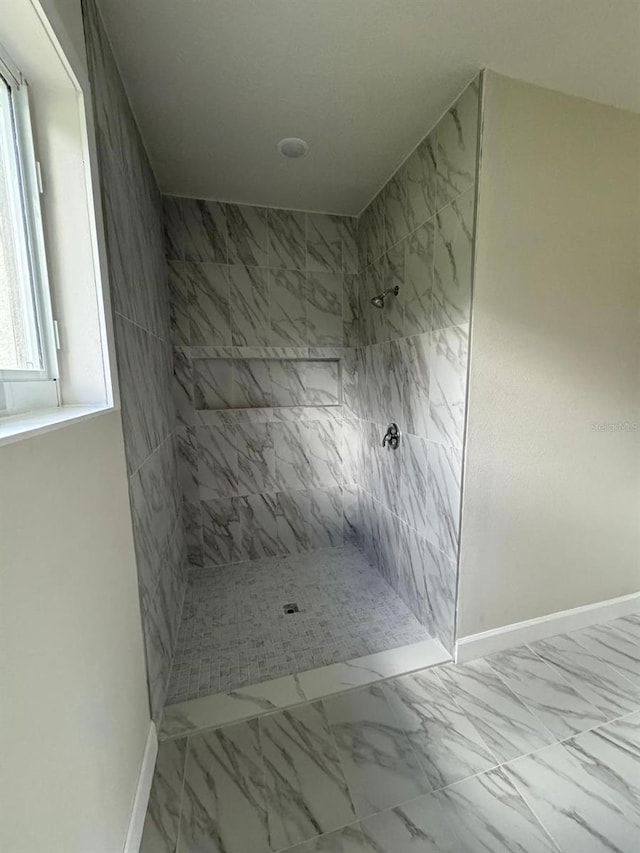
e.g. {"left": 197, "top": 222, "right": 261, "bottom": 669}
{"left": 277, "top": 137, "right": 309, "bottom": 159}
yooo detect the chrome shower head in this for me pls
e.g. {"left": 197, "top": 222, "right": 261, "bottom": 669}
{"left": 370, "top": 285, "right": 399, "bottom": 309}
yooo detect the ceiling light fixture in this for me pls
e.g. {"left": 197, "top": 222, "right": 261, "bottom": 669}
{"left": 277, "top": 137, "right": 309, "bottom": 159}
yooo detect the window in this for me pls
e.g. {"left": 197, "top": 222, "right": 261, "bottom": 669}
{"left": 0, "top": 48, "right": 57, "bottom": 416}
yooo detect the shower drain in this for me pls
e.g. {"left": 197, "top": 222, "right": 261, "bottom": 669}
{"left": 283, "top": 602, "right": 299, "bottom": 615}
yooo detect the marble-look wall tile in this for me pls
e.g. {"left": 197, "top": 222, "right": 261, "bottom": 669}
{"left": 182, "top": 198, "right": 227, "bottom": 263}
{"left": 240, "top": 493, "right": 283, "bottom": 560}
{"left": 277, "top": 489, "right": 311, "bottom": 554}
{"left": 268, "top": 209, "right": 306, "bottom": 270}
{"left": 433, "top": 188, "right": 474, "bottom": 330}
{"left": 270, "top": 269, "right": 308, "bottom": 345}
{"left": 232, "top": 359, "right": 272, "bottom": 408}
{"left": 397, "top": 523, "right": 457, "bottom": 652}
{"left": 196, "top": 426, "right": 238, "bottom": 500}
{"left": 188, "top": 262, "right": 231, "bottom": 346}
{"left": 305, "top": 360, "right": 341, "bottom": 406}
{"left": 426, "top": 441, "right": 462, "bottom": 557}
{"left": 202, "top": 497, "right": 242, "bottom": 566}
{"left": 307, "top": 214, "right": 343, "bottom": 272}
{"left": 342, "top": 218, "right": 359, "bottom": 274}
{"left": 436, "top": 78, "right": 479, "bottom": 209}
{"left": 173, "top": 346, "right": 194, "bottom": 425}
{"left": 235, "top": 422, "right": 277, "bottom": 495}
{"left": 167, "top": 261, "right": 191, "bottom": 346}
{"left": 308, "top": 272, "right": 343, "bottom": 346}
{"left": 229, "top": 265, "right": 270, "bottom": 347}
{"left": 162, "top": 195, "right": 183, "bottom": 261}
{"left": 401, "top": 333, "right": 430, "bottom": 438}
{"left": 428, "top": 324, "right": 468, "bottom": 447}
{"left": 343, "top": 274, "right": 360, "bottom": 347}
{"left": 226, "top": 203, "right": 268, "bottom": 267}
{"left": 193, "top": 358, "right": 233, "bottom": 410}
{"left": 403, "top": 219, "right": 434, "bottom": 337}
{"left": 308, "top": 486, "right": 344, "bottom": 549}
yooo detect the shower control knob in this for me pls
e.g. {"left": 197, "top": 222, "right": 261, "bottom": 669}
{"left": 382, "top": 422, "right": 400, "bottom": 450}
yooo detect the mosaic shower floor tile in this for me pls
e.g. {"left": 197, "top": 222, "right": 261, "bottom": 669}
{"left": 165, "top": 545, "right": 431, "bottom": 704}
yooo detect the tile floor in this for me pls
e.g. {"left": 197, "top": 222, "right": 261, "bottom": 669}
{"left": 142, "top": 611, "right": 640, "bottom": 853}
{"left": 166, "top": 545, "right": 430, "bottom": 704}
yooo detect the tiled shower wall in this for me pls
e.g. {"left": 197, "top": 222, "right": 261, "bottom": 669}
{"left": 83, "top": 0, "right": 186, "bottom": 719}
{"left": 345, "top": 77, "right": 481, "bottom": 652}
{"left": 163, "top": 201, "right": 359, "bottom": 567}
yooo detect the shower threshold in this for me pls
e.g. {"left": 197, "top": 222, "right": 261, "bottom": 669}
{"left": 160, "top": 545, "right": 450, "bottom": 739}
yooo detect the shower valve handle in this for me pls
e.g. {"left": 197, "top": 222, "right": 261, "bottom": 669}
{"left": 382, "top": 423, "right": 400, "bottom": 450}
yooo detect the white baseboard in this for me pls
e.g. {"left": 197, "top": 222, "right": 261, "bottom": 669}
{"left": 123, "top": 722, "right": 158, "bottom": 853}
{"left": 455, "top": 591, "right": 640, "bottom": 663}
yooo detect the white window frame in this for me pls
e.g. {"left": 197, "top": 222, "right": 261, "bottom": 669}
{"left": 0, "top": 45, "right": 59, "bottom": 416}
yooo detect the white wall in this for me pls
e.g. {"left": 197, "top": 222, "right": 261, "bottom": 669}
{"left": 0, "top": 2, "right": 151, "bottom": 851}
{"left": 457, "top": 72, "right": 640, "bottom": 638}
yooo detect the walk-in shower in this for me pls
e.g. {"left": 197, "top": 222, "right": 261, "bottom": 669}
{"left": 159, "top": 73, "right": 481, "bottom": 721}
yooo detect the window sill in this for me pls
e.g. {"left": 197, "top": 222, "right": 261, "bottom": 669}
{"left": 0, "top": 404, "right": 114, "bottom": 447}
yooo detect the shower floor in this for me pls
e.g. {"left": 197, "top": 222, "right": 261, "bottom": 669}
{"left": 166, "top": 544, "right": 431, "bottom": 705}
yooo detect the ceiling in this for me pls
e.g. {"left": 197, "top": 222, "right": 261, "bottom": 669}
{"left": 97, "top": 0, "right": 640, "bottom": 215}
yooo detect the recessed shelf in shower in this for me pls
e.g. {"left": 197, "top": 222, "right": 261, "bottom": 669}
{"left": 193, "top": 356, "right": 342, "bottom": 411}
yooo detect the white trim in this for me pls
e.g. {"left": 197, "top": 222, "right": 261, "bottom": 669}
{"left": 123, "top": 722, "right": 158, "bottom": 853}
{"left": 0, "top": 403, "right": 113, "bottom": 446}
{"left": 455, "top": 591, "right": 640, "bottom": 662}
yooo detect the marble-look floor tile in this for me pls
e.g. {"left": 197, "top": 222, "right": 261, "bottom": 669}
{"left": 505, "top": 711, "right": 640, "bottom": 853}
{"left": 178, "top": 720, "right": 270, "bottom": 853}
{"left": 324, "top": 683, "right": 429, "bottom": 817}
{"left": 280, "top": 823, "right": 370, "bottom": 853}
{"left": 361, "top": 767, "right": 558, "bottom": 853}
{"left": 140, "top": 738, "right": 186, "bottom": 853}
{"left": 438, "top": 658, "right": 556, "bottom": 763}
{"left": 260, "top": 701, "right": 356, "bottom": 851}
{"left": 383, "top": 669, "right": 497, "bottom": 791}
{"left": 488, "top": 645, "right": 607, "bottom": 740}
{"left": 531, "top": 633, "right": 639, "bottom": 720}
{"left": 570, "top": 619, "right": 640, "bottom": 686}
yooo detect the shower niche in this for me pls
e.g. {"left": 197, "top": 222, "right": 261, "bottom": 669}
{"left": 193, "top": 354, "right": 342, "bottom": 411}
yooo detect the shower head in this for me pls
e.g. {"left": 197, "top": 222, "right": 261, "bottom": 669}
{"left": 370, "top": 285, "right": 399, "bottom": 309}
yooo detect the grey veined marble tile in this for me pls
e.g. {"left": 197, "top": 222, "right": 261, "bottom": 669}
{"left": 435, "top": 77, "right": 479, "bottom": 210}
{"left": 324, "top": 682, "right": 430, "bottom": 818}
{"left": 269, "top": 209, "right": 306, "bottom": 270}
{"left": 504, "top": 711, "right": 640, "bottom": 853}
{"left": 570, "top": 618, "right": 640, "bottom": 686}
{"left": 229, "top": 265, "right": 270, "bottom": 347}
{"left": 226, "top": 203, "right": 268, "bottom": 267}
{"left": 361, "top": 767, "right": 559, "bottom": 853}
{"left": 382, "top": 669, "right": 497, "bottom": 791}
{"left": 306, "top": 213, "right": 343, "bottom": 273}
{"left": 281, "top": 823, "right": 370, "bottom": 853}
{"left": 260, "top": 701, "right": 356, "bottom": 851}
{"left": 428, "top": 323, "right": 469, "bottom": 448}
{"left": 178, "top": 720, "right": 270, "bottom": 853}
{"left": 432, "top": 187, "right": 474, "bottom": 331}
{"left": 487, "top": 645, "right": 607, "bottom": 741}
{"left": 140, "top": 738, "right": 186, "bottom": 853}
{"left": 188, "top": 262, "right": 231, "bottom": 346}
{"left": 531, "top": 633, "right": 640, "bottom": 720}
{"left": 438, "top": 658, "right": 556, "bottom": 764}
{"left": 182, "top": 198, "right": 228, "bottom": 264}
